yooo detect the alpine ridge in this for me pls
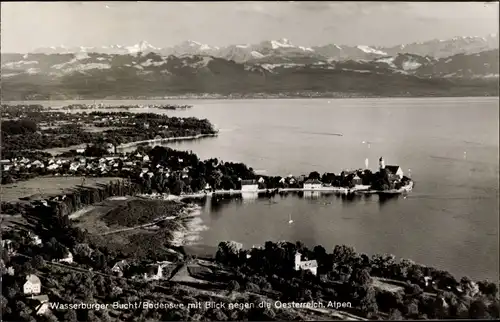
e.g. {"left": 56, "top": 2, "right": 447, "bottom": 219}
{"left": 24, "top": 34, "right": 499, "bottom": 63}
{"left": 2, "top": 48, "right": 498, "bottom": 100}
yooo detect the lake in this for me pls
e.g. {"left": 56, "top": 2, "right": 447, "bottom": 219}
{"left": 23, "top": 97, "right": 499, "bottom": 281}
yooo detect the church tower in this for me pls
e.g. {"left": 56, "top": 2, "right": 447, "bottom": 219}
{"left": 294, "top": 252, "right": 302, "bottom": 271}
{"left": 379, "top": 157, "right": 385, "bottom": 170}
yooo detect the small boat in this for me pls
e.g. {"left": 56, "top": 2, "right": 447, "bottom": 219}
{"left": 288, "top": 214, "right": 294, "bottom": 224}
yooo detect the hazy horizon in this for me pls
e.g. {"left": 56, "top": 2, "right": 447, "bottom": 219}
{"left": 1, "top": 1, "right": 499, "bottom": 53}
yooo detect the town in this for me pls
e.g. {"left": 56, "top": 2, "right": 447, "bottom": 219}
{"left": 1, "top": 103, "right": 496, "bottom": 322}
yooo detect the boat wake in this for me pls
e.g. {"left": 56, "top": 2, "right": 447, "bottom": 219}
{"left": 299, "top": 131, "right": 343, "bottom": 137}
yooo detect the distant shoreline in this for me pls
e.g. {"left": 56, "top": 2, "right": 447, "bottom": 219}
{"left": 2, "top": 94, "right": 499, "bottom": 103}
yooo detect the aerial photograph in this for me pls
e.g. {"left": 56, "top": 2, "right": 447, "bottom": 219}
{"left": 0, "top": 1, "right": 498, "bottom": 321}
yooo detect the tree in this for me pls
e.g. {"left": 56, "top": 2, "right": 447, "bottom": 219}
{"left": 332, "top": 245, "right": 356, "bottom": 264}
{"left": 73, "top": 243, "right": 93, "bottom": 259}
{"left": 460, "top": 276, "right": 479, "bottom": 297}
{"left": 478, "top": 280, "right": 499, "bottom": 298}
{"left": 388, "top": 308, "right": 403, "bottom": 320}
{"left": 308, "top": 171, "right": 321, "bottom": 180}
{"left": 228, "top": 280, "right": 240, "bottom": 293}
{"left": 469, "top": 299, "right": 490, "bottom": 319}
{"left": 63, "top": 309, "right": 78, "bottom": 322}
{"left": 405, "top": 299, "right": 420, "bottom": 318}
{"left": 20, "top": 262, "right": 34, "bottom": 275}
{"left": 405, "top": 283, "right": 423, "bottom": 297}
{"left": 245, "top": 282, "right": 260, "bottom": 293}
{"left": 351, "top": 268, "right": 372, "bottom": 286}
{"left": 359, "top": 286, "right": 378, "bottom": 316}
{"left": 1, "top": 119, "right": 37, "bottom": 135}
{"left": 31, "top": 255, "right": 45, "bottom": 269}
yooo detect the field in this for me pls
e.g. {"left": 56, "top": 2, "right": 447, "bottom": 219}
{"left": 72, "top": 197, "right": 195, "bottom": 260}
{"left": 1, "top": 176, "right": 122, "bottom": 202}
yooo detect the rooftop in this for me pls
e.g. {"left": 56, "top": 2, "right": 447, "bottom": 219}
{"left": 304, "top": 179, "right": 322, "bottom": 184}
{"left": 300, "top": 260, "right": 318, "bottom": 269}
{"left": 26, "top": 274, "right": 41, "bottom": 284}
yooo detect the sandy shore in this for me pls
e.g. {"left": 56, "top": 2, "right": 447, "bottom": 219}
{"left": 117, "top": 133, "right": 218, "bottom": 149}
{"left": 169, "top": 204, "right": 208, "bottom": 247}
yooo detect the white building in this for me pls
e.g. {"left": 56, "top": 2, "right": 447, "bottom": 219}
{"left": 303, "top": 179, "right": 323, "bottom": 190}
{"left": 32, "top": 295, "right": 50, "bottom": 315}
{"left": 241, "top": 179, "right": 258, "bottom": 192}
{"left": 144, "top": 264, "right": 163, "bottom": 281}
{"left": 36, "top": 302, "right": 50, "bottom": 315}
{"left": 385, "top": 165, "right": 404, "bottom": 180}
{"left": 294, "top": 252, "right": 318, "bottom": 276}
{"left": 69, "top": 162, "right": 80, "bottom": 172}
{"left": 58, "top": 251, "right": 73, "bottom": 264}
{"left": 23, "top": 274, "right": 42, "bottom": 295}
{"left": 47, "top": 164, "right": 59, "bottom": 171}
{"left": 1, "top": 239, "right": 14, "bottom": 254}
{"left": 27, "top": 232, "right": 42, "bottom": 246}
{"left": 379, "top": 157, "right": 404, "bottom": 178}
{"left": 111, "top": 260, "right": 129, "bottom": 277}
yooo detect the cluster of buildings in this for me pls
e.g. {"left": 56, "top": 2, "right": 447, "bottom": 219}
{"left": 23, "top": 274, "right": 51, "bottom": 316}
{"left": 239, "top": 157, "right": 405, "bottom": 192}
{"left": 1, "top": 151, "right": 165, "bottom": 179}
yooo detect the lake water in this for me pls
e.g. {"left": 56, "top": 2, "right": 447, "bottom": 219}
{"left": 20, "top": 97, "right": 499, "bottom": 281}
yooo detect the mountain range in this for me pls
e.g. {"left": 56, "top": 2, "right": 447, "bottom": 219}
{"left": 26, "top": 34, "right": 499, "bottom": 63}
{"left": 1, "top": 35, "right": 498, "bottom": 100}
{"left": 2, "top": 48, "right": 498, "bottom": 100}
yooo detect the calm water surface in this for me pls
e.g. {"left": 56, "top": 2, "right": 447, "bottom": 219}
{"left": 22, "top": 98, "right": 499, "bottom": 281}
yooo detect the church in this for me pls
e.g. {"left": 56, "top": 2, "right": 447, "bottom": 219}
{"left": 294, "top": 252, "right": 318, "bottom": 276}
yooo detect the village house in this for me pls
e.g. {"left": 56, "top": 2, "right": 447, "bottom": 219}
{"left": 385, "top": 165, "right": 404, "bottom": 180}
{"left": 57, "top": 251, "right": 73, "bottom": 264}
{"left": 143, "top": 264, "right": 163, "bottom": 281}
{"left": 27, "top": 232, "right": 42, "bottom": 246}
{"left": 47, "top": 163, "right": 59, "bottom": 171}
{"left": 31, "top": 295, "right": 50, "bottom": 315}
{"left": 111, "top": 260, "right": 129, "bottom": 277}
{"left": 241, "top": 179, "right": 258, "bottom": 192}
{"left": 303, "top": 179, "right": 323, "bottom": 190}
{"left": 294, "top": 252, "right": 318, "bottom": 276}
{"left": 69, "top": 162, "right": 80, "bottom": 172}
{"left": 31, "top": 160, "right": 44, "bottom": 168}
{"left": 24, "top": 274, "right": 42, "bottom": 295}
{"left": 287, "top": 175, "right": 297, "bottom": 185}
{"left": 352, "top": 174, "right": 363, "bottom": 186}
{"left": 1, "top": 239, "right": 15, "bottom": 254}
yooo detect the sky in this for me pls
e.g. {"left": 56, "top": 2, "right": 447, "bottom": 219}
{"left": 1, "top": 1, "right": 499, "bottom": 52}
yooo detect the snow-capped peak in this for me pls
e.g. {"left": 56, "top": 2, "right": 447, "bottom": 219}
{"left": 356, "top": 45, "right": 387, "bottom": 56}
{"left": 185, "top": 40, "right": 202, "bottom": 46}
{"left": 125, "top": 41, "right": 158, "bottom": 53}
{"left": 270, "top": 38, "right": 295, "bottom": 49}
{"left": 298, "top": 46, "right": 314, "bottom": 52}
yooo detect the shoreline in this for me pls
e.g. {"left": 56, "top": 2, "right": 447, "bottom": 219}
{"left": 40, "top": 133, "right": 218, "bottom": 156}
{"left": 140, "top": 181, "right": 414, "bottom": 202}
{"left": 169, "top": 203, "right": 208, "bottom": 247}
{"left": 3, "top": 96, "right": 499, "bottom": 104}
{"left": 117, "top": 133, "right": 218, "bottom": 149}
